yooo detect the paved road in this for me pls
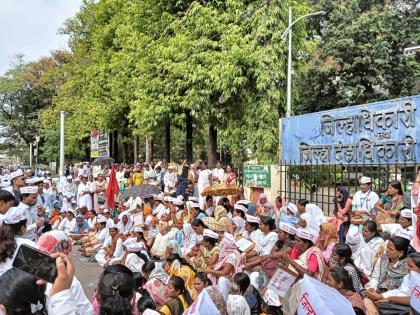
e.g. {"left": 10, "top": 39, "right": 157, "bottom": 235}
{"left": 70, "top": 247, "right": 103, "bottom": 299}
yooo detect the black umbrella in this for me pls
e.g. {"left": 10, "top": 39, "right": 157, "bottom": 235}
{"left": 91, "top": 156, "right": 115, "bottom": 166}
{"left": 124, "top": 184, "right": 161, "bottom": 198}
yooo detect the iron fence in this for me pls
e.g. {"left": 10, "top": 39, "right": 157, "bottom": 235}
{"left": 278, "top": 161, "right": 419, "bottom": 216}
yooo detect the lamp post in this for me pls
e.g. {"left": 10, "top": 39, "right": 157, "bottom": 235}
{"left": 283, "top": 8, "right": 326, "bottom": 118}
{"left": 29, "top": 143, "right": 33, "bottom": 168}
{"left": 59, "top": 111, "right": 65, "bottom": 177}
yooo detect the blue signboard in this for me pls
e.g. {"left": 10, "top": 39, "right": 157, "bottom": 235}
{"left": 281, "top": 95, "right": 420, "bottom": 164}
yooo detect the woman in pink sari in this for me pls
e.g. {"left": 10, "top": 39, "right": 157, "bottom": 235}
{"left": 142, "top": 261, "right": 170, "bottom": 308}
{"left": 329, "top": 187, "right": 352, "bottom": 231}
{"left": 223, "top": 165, "right": 237, "bottom": 205}
{"left": 285, "top": 228, "right": 326, "bottom": 280}
{"left": 203, "top": 232, "right": 242, "bottom": 301}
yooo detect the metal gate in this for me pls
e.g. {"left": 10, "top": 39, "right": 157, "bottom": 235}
{"left": 278, "top": 161, "right": 419, "bottom": 216}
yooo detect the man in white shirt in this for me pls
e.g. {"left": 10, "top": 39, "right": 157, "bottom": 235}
{"left": 144, "top": 164, "right": 156, "bottom": 185}
{"left": 163, "top": 165, "right": 177, "bottom": 193}
{"left": 211, "top": 161, "right": 225, "bottom": 185}
{"left": 78, "top": 176, "right": 93, "bottom": 210}
{"left": 77, "top": 164, "right": 85, "bottom": 178}
{"left": 0, "top": 189, "right": 15, "bottom": 219}
{"left": 102, "top": 209, "right": 115, "bottom": 229}
{"left": 194, "top": 162, "right": 212, "bottom": 209}
{"left": 352, "top": 176, "right": 379, "bottom": 218}
{"left": 4, "top": 169, "right": 26, "bottom": 206}
{"left": 152, "top": 194, "right": 167, "bottom": 219}
{"left": 18, "top": 186, "right": 45, "bottom": 240}
{"left": 116, "top": 165, "right": 125, "bottom": 186}
{"left": 61, "top": 176, "right": 77, "bottom": 212}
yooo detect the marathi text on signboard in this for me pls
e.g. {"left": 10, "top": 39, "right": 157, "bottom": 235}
{"left": 281, "top": 95, "right": 420, "bottom": 164}
{"left": 243, "top": 165, "right": 271, "bottom": 187}
{"left": 90, "top": 129, "right": 109, "bottom": 158}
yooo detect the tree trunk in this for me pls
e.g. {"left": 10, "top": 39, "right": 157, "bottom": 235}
{"left": 112, "top": 130, "right": 119, "bottom": 162}
{"left": 164, "top": 121, "right": 171, "bottom": 162}
{"left": 208, "top": 124, "right": 217, "bottom": 168}
{"left": 123, "top": 140, "right": 129, "bottom": 164}
{"left": 185, "top": 110, "right": 193, "bottom": 164}
{"left": 133, "top": 136, "right": 138, "bottom": 163}
{"left": 145, "top": 136, "right": 153, "bottom": 163}
{"left": 109, "top": 132, "right": 113, "bottom": 158}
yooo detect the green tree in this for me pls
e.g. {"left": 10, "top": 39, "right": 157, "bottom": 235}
{"left": 42, "top": 0, "right": 311, "bottom": 165}
{"left": 0, "top": 52, "right": 70, "bottom": 163}
{"left": 296, "top": 0, "right": 420, "bottom": 114}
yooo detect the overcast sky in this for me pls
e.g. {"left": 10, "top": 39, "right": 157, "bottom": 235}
{"left": 0, "top": 0, "right": 83, "bottom": 75}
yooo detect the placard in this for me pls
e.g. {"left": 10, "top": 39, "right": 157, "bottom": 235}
{"left": 267, "top": 266, "right": 298, "bottom": 299}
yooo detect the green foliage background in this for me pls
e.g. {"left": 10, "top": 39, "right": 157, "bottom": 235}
{"left": 0, "top": 0, "right": 418, "bottom": 166}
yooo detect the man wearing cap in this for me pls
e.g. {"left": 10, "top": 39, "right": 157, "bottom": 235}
{"left": 61, "top": 176, "right": 77, "bottom": 212}
{"left": 381, "top": 208, "right": 413, "bottom": 236}
{"left": 0, "top": 207, "right": 37, "bottom": 276}
{"left": 4, "top": 169, "right": 26, "bottom": 206}
{"left": 78, "top": 176, "right": 93, "bottom": 210}
{"left": 352, "top": 176, "right": 379, "bottom": 221}
{"left": 102, "top": 208, "right": 115, "bottom": 229}
{"left": 163, "top": 165, "right": 177, "bottom": 193}
{"left": 17, "top": 186, "right": 44, "bottom": 241}
{"left": 42, "top": 179, "right": 52, "bottom": 211}
{"left": 152, "top": 194, "right": 166, "bottom": 220}
{"left": 27, "top": 177, "right": 46, "bottom": 211}
{"left": 25, "top": 168, "right": 34, "bottom": 178}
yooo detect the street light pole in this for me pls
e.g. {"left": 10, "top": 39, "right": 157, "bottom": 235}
{"left": 29, "top": 143, "right": 33, "bottom": 168}
{"left": 286, "top": 7, "right": 293, "bottom": 118}
{"left": 59, "top": 111, "right": 65, "bottom": 177}
{"left": 283, "top": 8, "right": 326, "bottom": 118}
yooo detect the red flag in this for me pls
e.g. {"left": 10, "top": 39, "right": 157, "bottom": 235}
{"left": 106, "top": 165, "right": 120, "bottom": 210}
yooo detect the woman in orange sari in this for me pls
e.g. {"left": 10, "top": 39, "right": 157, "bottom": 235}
{"left": 50, "top": 201, "right": 62, "bottom": 230}
{"left": 316, "top": 222, "right": 339, "bottom": 263}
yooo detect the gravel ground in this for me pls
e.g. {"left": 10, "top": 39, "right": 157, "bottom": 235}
{"left": 70, "top": 247, "right": 103, "bottom": 299}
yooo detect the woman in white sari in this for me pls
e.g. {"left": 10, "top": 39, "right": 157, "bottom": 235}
{"left": 116, "top": 211, "right": 133, "bottom": 235}
{"left": 242, "top": 216, "right": 278, "bottom": 289}
{"left": 121, "top": 237, "right": 148, "bottom": 273}
{"left": 345, "top": 225, "right": 375, "bottom": 276}
{"left": 150, "top": 218, "right": 179, "bottom": 258}
{"left": 242, "top": 216, "right": 278, "bottom": 266}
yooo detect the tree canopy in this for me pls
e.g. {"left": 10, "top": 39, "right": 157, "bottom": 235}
{"left": 0, "top": 0, "right": 418, "bottom": 166}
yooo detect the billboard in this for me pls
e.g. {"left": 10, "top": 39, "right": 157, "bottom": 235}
{"left": 90, "top": 129, "right": 109, "bottom": 158}
{"left": 281, "top": 95, "right": 420, "bottom": 164}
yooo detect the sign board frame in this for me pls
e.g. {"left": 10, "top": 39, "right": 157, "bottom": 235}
{"left": 243, "top": 165, "right": 271, "bottom": 188}
{"left": 280, "top": 95, "right": 419, "bottom": 165}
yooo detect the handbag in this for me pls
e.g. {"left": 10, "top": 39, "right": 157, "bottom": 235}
{"left": 377, "top": 302, "right": 409, "bottom": 315}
